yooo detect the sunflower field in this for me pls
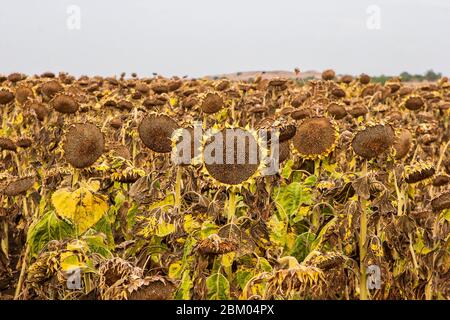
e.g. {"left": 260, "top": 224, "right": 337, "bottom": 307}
{"left": 0, "top": 70, "right": 449, "bottom": 300}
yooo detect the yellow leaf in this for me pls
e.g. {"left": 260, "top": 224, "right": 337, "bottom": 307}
{"left": 156, "top": 222, "right": 175, "bottom": 237}
{"left": 169, "top": 262, "right": 183, "bottom": 279}
{"left": 221, "top": 252, "right": 235, "bottom": 268}
{"left": 148, "top": 194, "right": 174, "bottom": 212}
{"left": 52, "top": 187, "right": 109, "bottom": 234}
{"left": 184, "top": 214, "right": 201, "bottom": 233}
{"left": 60, "top": 252, "right": 86, "bottom": 271}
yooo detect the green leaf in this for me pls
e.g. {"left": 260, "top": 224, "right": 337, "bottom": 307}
{"left": 258, "top": 257, "right": 273, "bottom": 272}
{"left": 206, "top": 272, "right": 230, "bottom": 300}
{"left": 303, "top": 175, "right": 317, "bottom": 186}
{"left": 267, "top": 214, "right": 287, "bottom": 247}
{"left": 281, "top": 160, "right": 294, "bottom": 179}
{"left": 200, "top": 221, "right": 219, "bottom": 239}
{"left": 290, "top": 232, "right": 316, "bottom": 261}
{"left": 273, "top": 181, "right": 313, "bottom": 220}
{"left": 93, "top": 214, "right": 115, "bottom": 247}
{"left": 175, "top": 270, "right": 193, "bottom": 300}
{"left": 127, "top": 203, "right": 139, "bottom": 232}
{"left": 236, "top": 268, "right": 253, "bottom": 290}
{"left": 27, "top": 211, "right": 75, "bottom": 256}
{"left": 82, "top": 231, "right": 112, "bottom": 258}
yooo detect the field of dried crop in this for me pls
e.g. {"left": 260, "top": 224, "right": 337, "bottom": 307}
{"left": 0, "top": 70, "right": 449, "bottom": 300}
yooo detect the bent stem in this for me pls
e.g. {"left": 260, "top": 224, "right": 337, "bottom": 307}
{"left": 359, "top": 160, "right": 368, "bottom": 300}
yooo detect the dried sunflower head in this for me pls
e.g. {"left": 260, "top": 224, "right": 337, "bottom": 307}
{"left": 198, "top": 91, "right": 224, "bottom": 114}
{"left": 29, "top": 101, "right": 49, "bottom": 121}
{"left": 393, "top": 129, "right": 412, "bottom": 160}
{"left": 195, "top": 234, "right": 238, "bottom": 255}
{"left": 403, "top": 95, "right": 424, "bottom": 111}
{"left": 359, "top": 73, "right": 371, "bottom": 85}
{"left": 403, "top": 161, "right": 435, "bottom": 184}
{"left": 40, "top": 80, "right": 64, "bottom": 98}
{"left": 306, "top": 251, "right": 346, "bottom": 271}
{"left": 292, "top": 117, "right": 338, "bottom": 160}
{"left": 432, "top": 174, "right": 450, "bottom": 187}
{"left": 327, "top": 102, "right": 347, "bottom": 119}
{"left": 201, "top": 126, "right": 265, "bottom": 186}
{"left": 431, "top": 191, "right": 450, "bottom": 212}
{"left": 2, "top": 176, "right": 35, "bottom": 196}
{"left": 352, "top": 124, "right": 395, "bottom": 159}
{"left": 257, "top": 117, "right": 296, "bottom": 142}
{"left": 0, "top": 88, "right": 14, "bottom": 104}
{"left": 0, "top": 137, "right": 17, "bottom": 151}
{"left": 15, "top": 86, "right": 34, "bottom": 104}
{"left": 322, "top": 69, "right": 336, "bottom": 81}
{"left": 63, "top": 123, "right": 105, "bottom": 168}
{"left": 51, "top": 93, "right": 79, "bottom": 114}
{"left": 138, "top": 114, "right": 178, "bottom": 153}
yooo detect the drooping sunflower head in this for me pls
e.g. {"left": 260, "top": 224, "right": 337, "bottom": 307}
{"left": 51, "top": 93, "right": 79, "bottom": 114}
{"left": 257, "top": 117, "right": 296, "bottom": 142}
{"left": 359, "top": 73, "right": 371, "bottom": 85}
{"left": 195, "top": 234, "right": 238, "bottom": 255}
{"left": 0, "top": 137, "right": 17, "bottom": 151}
{"left": 198, "top": 91, "right": 224, "bottom": 114}
{"left": 351, "top": 124, "right": 395, "bottom": 159}
{"left": 15, "top": 86, "right": 34, "bottom": 105}
{"left": 138, "top": 113, "right": 178, "bottom": 153}
{"left": 403, "top": 161, "right": 435, "bottom": 184}
{"left": 326, "top": 102, "right": 347, "bottom": 120}
{"left": 403, "top": 94, "right": 425, "bottom": 111}
{"left": 321, "top": 69, "right": 336, "bottom": 81}
{"left": 431, "top": 191, "right": 450, "bottom": 212}
{"left": 0, "top": 88, "right": 15, "bottom": 105}
{"left": 3, "top": 176, "right": 35, "bottom": 197}
{"left": 201, "top": 126, "right": 266, "bottom": 187}
{"left": 393, "top": 128, "right": 413, "bottom": 160}
{"left": 40, "top": 80, "right": 64, "bottom": 99}
{"left": 292, "top": 117, "right": 338, "bottom": 160}
{"left": 63, "top": 123, "right": 105, "bottom": 169}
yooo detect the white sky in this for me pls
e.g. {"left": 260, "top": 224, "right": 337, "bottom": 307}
{"left": 0, "top": 0, "right": 448, "bottom": 77}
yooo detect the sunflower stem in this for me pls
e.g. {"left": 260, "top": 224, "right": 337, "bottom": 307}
{"left": 393, "top": 171, "right": 404, "bottom": 216}
{"left": 359, "top": 160, "right": 368, "bottom": 300}
{"left": 72, "top": 170, "right": 79, "bottom": 189}
{"left": 14, "top": 243, "right": 30, "bottom": 300}
{"left": 1, "top": 221, "right": 8, "bottom": 262}
{"left": 174, "top": 166, "right": 182, "bottom": 212}
{"left": 312, "top": 160, "right": 320, "bottom": 230}
{"left": 228, "top": 188, "right": 236, "bottom": 223}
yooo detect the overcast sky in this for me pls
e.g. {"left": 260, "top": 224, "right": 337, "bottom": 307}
{"left": 0, "top": 0, "right": 448, "bottom": 77}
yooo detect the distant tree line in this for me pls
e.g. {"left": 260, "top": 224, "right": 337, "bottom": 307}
{"left": 372, "top": 70, "right": 442, "bottom": 84}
